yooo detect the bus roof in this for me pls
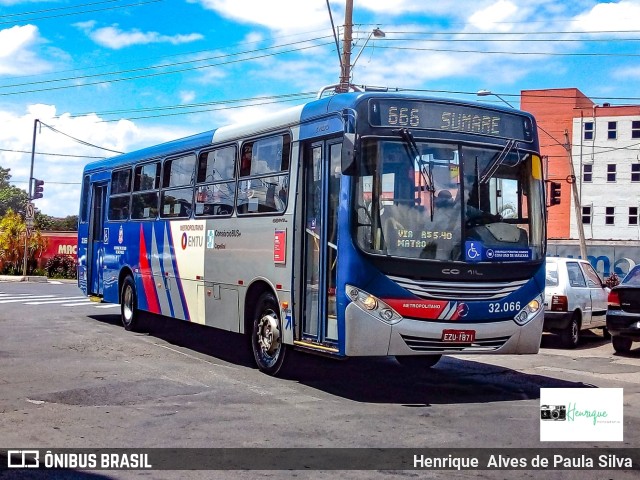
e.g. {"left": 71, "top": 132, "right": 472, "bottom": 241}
{"left": 82, "top": 91, "right": 533, "bottom": 174}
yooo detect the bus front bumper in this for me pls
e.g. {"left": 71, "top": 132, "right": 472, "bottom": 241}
{"left": 344, "top": 303, "right": 543, "bottom": 356}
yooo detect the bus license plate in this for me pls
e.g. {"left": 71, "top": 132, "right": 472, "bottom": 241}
{"left": 442, "top": 329, "right": 475, "bottom": 343}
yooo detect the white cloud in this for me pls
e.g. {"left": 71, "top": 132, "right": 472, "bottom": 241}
{"left": 572, "top": 1, "right": 640, "bottom": 31}
{"left": 0, "top": 105, "right": 193, "bottom": 217}
{"left": 180, "top": 91, "right": 196, "bottom": 103}
{"left": 0, "top": 25, "right": 52, "bottom": 75}
{"left": 76, "top": 24, "right": 204, "bottom": 50}
{"left": 613, "top": 65, "right": 640, "bottom": 79}
{"left": 191, "top": 0, "right": 334, "bottom": 32}
{"left": 468, "top": 0, "right": 519, "bottom": 31}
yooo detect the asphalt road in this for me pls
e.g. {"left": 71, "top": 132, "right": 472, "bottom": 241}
{"left": 0, "top": 280, "right": 638, "bottom": 480}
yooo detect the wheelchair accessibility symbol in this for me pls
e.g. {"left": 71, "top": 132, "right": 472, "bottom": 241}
{"left": 465, "top": 241, "right": 483, "bottom": 262}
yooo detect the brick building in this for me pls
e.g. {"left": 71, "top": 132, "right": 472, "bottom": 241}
{"left": 521, "top": 88, "right": 640, "bottom": 276}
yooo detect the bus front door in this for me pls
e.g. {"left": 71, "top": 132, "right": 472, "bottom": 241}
{"left": 301, "top": 140, "right": 341, "bottom": 346}
{"left": 87, "top": 183, "right": 107, "bottom": 297}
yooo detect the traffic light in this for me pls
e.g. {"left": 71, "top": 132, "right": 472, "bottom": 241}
{"left": 32, "top": 178, "right": 44, "bottom": 200}
{"left": 550, "top": 181, "right": 561, "bottom": 206}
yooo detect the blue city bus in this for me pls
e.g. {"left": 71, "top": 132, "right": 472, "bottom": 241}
{"left": 78, "top": 90, "right": 547, "bottom": 375}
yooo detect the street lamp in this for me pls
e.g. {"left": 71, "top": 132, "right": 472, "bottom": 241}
{"left": 476, "top": 89, "right": 515, "bottom": 108}
{"left": 351, "top": 27, "right": 386, "bottom": 71}
{"left": 338, "top": 25, "right": 385, "bottom": 93}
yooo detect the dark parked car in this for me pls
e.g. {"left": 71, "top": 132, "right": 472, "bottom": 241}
{"left": 606, "top": 265, "right": 640, "bottom": 353}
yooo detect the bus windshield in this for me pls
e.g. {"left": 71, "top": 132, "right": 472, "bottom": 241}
{"left": 354, "top": 139, "right": 545, "bottom": 263}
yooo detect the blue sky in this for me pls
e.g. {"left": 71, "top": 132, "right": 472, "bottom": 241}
{"left": 2, "top": 0, "right": 640, "bottom": 217}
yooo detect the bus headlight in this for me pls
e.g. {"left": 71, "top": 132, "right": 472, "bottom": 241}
{"left": 346, "top": 285, "right": 402, "bottom": 324}
{"left": 513, "top": 294, "right": 543, "bottom": 326}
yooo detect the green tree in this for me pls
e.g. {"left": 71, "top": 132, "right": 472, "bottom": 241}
{"left": 0, "top": 209, "right": 47, "bottom": 275}
{"left": 0, "top": 167, "right": 29, "bottom": 218}
{"left": 35, "top": 212, "right": 78, "bottom": 231}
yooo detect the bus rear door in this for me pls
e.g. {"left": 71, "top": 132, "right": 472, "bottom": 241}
{"left": 87, "top": 182, "right": 108, "bottom": 297}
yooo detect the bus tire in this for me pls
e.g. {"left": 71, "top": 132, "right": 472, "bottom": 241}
{"left": 120, "top": 276, "right": 139, "bottom": 332}
{"left": 395, "top": 355, "right": 442, "bottom": 368}
{"left": 251, "top": 292, "right": 287, "bottom": 376}
{"left": 560, "top": 314, "right": 580, "bottom": 348}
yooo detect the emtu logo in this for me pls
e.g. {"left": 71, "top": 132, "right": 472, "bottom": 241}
{"left": 7, "top": 450, "right": 39, "bottom": 468}
{"left": 181, "top": 232, "right": 188, "bottom": 250}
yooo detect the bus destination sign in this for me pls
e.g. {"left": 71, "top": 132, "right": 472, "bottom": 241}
{"left": 368, "top": 100, "right": 532, "bottom": 142}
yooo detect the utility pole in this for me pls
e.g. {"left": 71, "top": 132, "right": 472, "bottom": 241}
{"left": 564, "top": 129, "right": 588, "bottom": 259}
{"left": 338, "top": 0, "right": 353, "bottom": 92}
{"left": 22, "top": 118, "right": 38, "bottom": 277}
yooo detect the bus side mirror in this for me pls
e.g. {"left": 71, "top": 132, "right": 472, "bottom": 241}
{"left": 341, "top": 109, "right": 358, "bottom": 175}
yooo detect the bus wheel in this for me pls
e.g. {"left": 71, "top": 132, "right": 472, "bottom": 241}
{"left": 395, "top": 355, "right": 442, "bottom": 369}
{"left": 251, "top": 292, "right": 287, "bottom": 375}
{"left": 120, "top": 276, "right": 139, "bottom": 332}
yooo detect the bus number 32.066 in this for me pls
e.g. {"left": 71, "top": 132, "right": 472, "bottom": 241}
{"left": 387, "top": 107, "right": 420, "bottom": 127}
{"left": 488, "top": 301, "right": 521, "bottom": 314}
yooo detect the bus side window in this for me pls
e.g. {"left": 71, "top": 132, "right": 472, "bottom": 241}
{"left": 161, "top": 154, "right": 196, "bottom": 219}
{"left": 237, "top": 134, "right": 290, "bottom": 215}
{"left": 108, "top": 168, "right": 132, "bottom": 221}
{"left": 132, "top": 161, "right": 160, "bottom": 220}
{"left": 195, "top": 146, "right": 236, "bottom": 217}
{"left": 80, "top": 175, "right": 90, "bottom": 222}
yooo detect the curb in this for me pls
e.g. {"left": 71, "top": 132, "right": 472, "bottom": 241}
{"left": 0, "top": 275, "right": 49, "bottom": 283}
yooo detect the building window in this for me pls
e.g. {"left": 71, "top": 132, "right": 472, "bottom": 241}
{"left": 582, "top": 206, "right": 592, "bottom": 225}
{"left": 632, "top": 163, "right": 640, "bottom": 182}
{"left": 607, "top": 121, "right": 617, "bottom": 139}
{"left": 583, "top": 122, "right": 594, "bottom": 140}
{"left": 607, "top": 164, "right": 616, "bottom": 182}
{"left": 633, "top": 121, "right": 640, "bottom": 139}
{"left": 605, "top": 207, "right": 615, "bottom": 225}
{"left": 582, "top": 164, "right": 592, "bottom": 182}
{"left": 630, "top": 207, "right": 639, "bottom": 226}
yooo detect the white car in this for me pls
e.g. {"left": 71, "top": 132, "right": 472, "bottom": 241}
{"left": 543, "top": 257, "right": 609, "bottom": 348}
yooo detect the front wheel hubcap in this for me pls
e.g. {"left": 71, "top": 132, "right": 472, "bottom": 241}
{"left": 123, "top": 286, "right": 133, "bottom": 321}
{"left": 256, "top": 312, "right": 281, "bottom": 356}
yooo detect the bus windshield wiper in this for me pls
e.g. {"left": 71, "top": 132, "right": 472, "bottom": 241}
{"left": 393, "top": 128, "right": 436, "bottom": 220}
{"left": 479, "top": 139, "right": 517, "bottom": 184}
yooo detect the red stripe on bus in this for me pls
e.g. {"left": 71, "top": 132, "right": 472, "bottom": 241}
{"left": 139, "top": 225, "right": 161, "bottom": 314}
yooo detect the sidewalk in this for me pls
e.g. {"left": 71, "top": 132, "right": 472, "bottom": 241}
{"left": 0, "top": 275, "right": 50, "bottom": 283}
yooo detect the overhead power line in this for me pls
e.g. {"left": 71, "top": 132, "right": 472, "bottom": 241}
{"left": 0, "top": 41, "right": 333, "bottom": 97}
{"left": 3, "top": 28, "right": 332, "bottom": 82}
{"left": 358, "top": 36, "right": 640, "bottom": 43}
{"left": 1, "top": 0, "right": 124, "bottom": 18}
{"left": 373, "top": 44, "right": 640, "bottom": 57}
{"left": 71, "top": 91, "right": 316, "bottom": 118}
{"left": 99, "top": 92, "right": 319, "bottom": 122}
{"left": 39, "top": 121, "right": 123, "bottom": 154}
{"left": 0, "top": 36, "right": 333, "bottom": 91}
{"left": 0, "top": 148, "right": 104, "bottom": 159}
{"left": 0, "top": 0, "right": 161, "bottom": 26}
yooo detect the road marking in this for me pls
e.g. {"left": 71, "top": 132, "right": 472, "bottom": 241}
{"left": 25, "top": 297, "right": 89, "bottom": 305}
{"left": 0, "top": 292, "right": 116, "bottom": 310}
{"left": 0, "top": 295, "right": 56, "bottom": 303}
{"left": 61, "top": 302, "right": 99, "bottom": 307}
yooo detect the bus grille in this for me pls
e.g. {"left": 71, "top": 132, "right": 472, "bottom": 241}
{"left": 401, "top": 334, "right": 511, "bottom": 353}
{"left": 387, "top": 275, "right": 528, "bottom": 301}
